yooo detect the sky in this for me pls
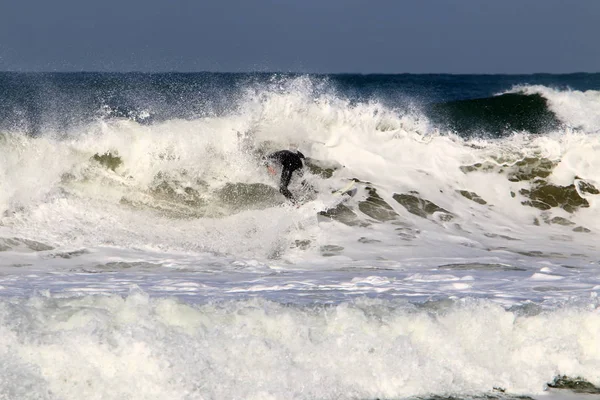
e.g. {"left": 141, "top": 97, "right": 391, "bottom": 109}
{"left": 0, "top": 0, "right": 599, "bottom": 74}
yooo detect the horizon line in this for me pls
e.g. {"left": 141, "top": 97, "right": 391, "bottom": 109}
{"left": 1, "top": 70, "right": 599, "bottom": 76}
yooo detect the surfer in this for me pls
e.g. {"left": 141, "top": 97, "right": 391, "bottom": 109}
{"left": 264, "top": 149, "right": 305, "bottom": 203}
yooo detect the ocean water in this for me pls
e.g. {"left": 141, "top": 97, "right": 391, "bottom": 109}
{"left": 1, "top": 72, "right": 600, "bottom": 400}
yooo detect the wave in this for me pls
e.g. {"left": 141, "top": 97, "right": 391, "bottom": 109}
{"left": 1, "top": 73, "right": 598, "bottom": 138}
{"left": 507, "top": 85, "right": 600, "bottom": 133}
{"left": 0, "top": 293, "right": 599, "bottom": 399}
{"left": 426, "top": 85, "right": 600, "bottom": 136}
{"left": 1, "top": 76, "right": 600, "bottom": 262}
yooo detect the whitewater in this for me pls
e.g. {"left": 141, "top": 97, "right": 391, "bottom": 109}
{"left": 1, "top": 72, "right": 600, "bottom": 400}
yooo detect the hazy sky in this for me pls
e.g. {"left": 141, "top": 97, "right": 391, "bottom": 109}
{"left": 1, "top": 0, "right": 598, "bottom": 73}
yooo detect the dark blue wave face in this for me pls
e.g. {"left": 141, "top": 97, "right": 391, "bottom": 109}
{"left": 1, "top": 72, "right": 599, "bottom": 136}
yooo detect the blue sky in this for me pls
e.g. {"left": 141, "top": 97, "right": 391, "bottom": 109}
{"left": 1, "top": 0, "right": 598, "bottom": 73}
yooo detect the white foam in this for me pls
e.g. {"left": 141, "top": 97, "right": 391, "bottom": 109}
{"left": 0, "top": 294, "right": 599, "bottom": 399}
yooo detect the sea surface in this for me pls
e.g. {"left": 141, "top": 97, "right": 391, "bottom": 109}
{"left": 1, "top": 72, "right": 600, "bottom": 400}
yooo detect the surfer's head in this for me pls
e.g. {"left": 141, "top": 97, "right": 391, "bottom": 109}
{"left": 289, "top": 143, "right": 305, "bottom": 159}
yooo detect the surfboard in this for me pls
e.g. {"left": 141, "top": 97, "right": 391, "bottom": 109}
{"left": 292, "top": 180, "right": 358, "bottom": 214}
{"left": 333, "top": 180, "right": 358, "bottom": 198}
{"left": 317, "top": 180, "right": 358, "bottom": 211}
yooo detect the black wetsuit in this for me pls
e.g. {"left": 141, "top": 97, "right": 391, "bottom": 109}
{"left": 266, "top": 150, "right": 305, "bottom": 201}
